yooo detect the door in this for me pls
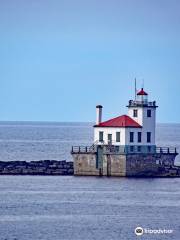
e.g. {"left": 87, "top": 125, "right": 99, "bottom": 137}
{"left": 108, "top": 134, "right": 112, "bottom": 145}
{"left": 107, "top": 155, "right": 111, "bottom": 176}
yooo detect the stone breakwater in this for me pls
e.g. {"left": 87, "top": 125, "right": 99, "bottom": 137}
{"left": 0, "top": 159, "right": 180, "bottom": 177}
{"left": 0, "top": 160, "right": 74, "bottom": 175}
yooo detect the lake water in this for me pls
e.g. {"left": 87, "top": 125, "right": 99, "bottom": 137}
{"left": 0, "top": 176, "right": 180, "bottom": 240}
{"left": 0, "top": 122, "right": 180, "bottom": 239}
{"left": 0, "top": 122, "right": 180, "bottom": 164}
{"left": 0, "top": 122, "right": 93, "bottom": 162}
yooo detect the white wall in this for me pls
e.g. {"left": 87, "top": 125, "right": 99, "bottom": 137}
{"left": 142, "top": 107, "right": 156, "bottom": 145}
{"left": 128, "top": 107, "right": 156, "bottom": 145}
{"left": 94, "top": 102, "right": 156, "bottom": 146}
{"left": 94, "top": 127, "right": 126, "bottom": 145}
{"left": 125, "top": 128, "right": 141, "bottom": 145}
{"left": 125, "top": 128, "right": 152, "bottom": 145}
{"left": 128, "top": 107, "right": 143, "bottom": 125}
{"left": 94, "top": 125, "right": 155, "bottom": 146}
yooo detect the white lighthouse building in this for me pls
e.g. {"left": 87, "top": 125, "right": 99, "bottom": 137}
{"left": 72, "top": 86, "right": 178, "bottom": 177}
{"left": 94, "top": 88, "right": 157, "bottom": 153}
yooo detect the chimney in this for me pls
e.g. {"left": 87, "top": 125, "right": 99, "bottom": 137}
{"left": 96, "top": 105, "right": 103, "bottom": 125}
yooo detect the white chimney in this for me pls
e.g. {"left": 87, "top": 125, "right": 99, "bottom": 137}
{"left": 96, "top": 105, "right": 103, "bottom": 125}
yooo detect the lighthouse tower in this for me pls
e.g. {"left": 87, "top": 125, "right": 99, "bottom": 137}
{"left": 127, "top": 88, "right": 158, "bottom": 152}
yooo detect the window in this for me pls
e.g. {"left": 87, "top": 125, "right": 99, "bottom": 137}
{"left": 116, "top": 132, "right": 120, "bottom": 142}
{"left": 138, "top": 146, "right": 141, "bottom": 152}
{"left": 115, "top": 146, "right": 120, "bottom": 152}
{"left": 138, "top": 132, "right": 142, "bottom": 143}
{"left": 147, "top": 109, "right": 151, "bottom": 117}
{"left": 99, "top": 131, "right": 104, "bottom": 142}
{"left": 130, "top": 132, "right": 134, "bottom": 143}
{"left": 147, "top": 132, "right": 151, "bottom": 143}
{"left": 133, "top": 109, "right": 138, "bottom": 117}
{"left": 130, "top": 146, "right": 134, "bottom": 152}
{"left": 148, "top": 146, "right": 151, "bottom": 152}
{"left": 108, "top": 134, "right": 112, "bottom": 144}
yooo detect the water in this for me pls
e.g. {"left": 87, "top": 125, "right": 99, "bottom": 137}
{"left": 0, "top": 176, "right": 180, "bottom": 240}
{"left": 0, "top": 122, "right": 93, "bottom": 162}
{"left": 0, "top": 122, "right": 180, "bottom": 164}
{"left": 0, "top": 122, "right": 180, "bottom": 239}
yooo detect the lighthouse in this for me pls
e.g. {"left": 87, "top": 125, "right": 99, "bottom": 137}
{"left": 71, "top": 86, "right": 178, "bottom": 177}
{"left": 94, "top": 88, "right": 157, "bottom": 154}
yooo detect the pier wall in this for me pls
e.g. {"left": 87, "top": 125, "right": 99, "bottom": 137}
{"left": 103, "top": 155, "right": 126, "bottom": 176}
{"left": 126, "top": 154, "right": 159, "bottom": 176}
{"left": 72, "top": 152, "right": 180, "bottom": 177}
{"left": 73, "top": 153, "right": 99, "bottom": 176}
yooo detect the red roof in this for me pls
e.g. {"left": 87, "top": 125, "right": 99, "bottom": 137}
{"left": 137, "top": 88, "right": 148, "bottom": 96}
{"left": 94, "top": 115, "right": 142, "bottom": 128}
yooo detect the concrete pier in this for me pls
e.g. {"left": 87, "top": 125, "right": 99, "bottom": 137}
{"left": 72, "top": 146, "right": 180, "bottom": 177}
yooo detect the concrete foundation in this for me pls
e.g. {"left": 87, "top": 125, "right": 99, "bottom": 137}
{"left": 73, "top": 153, "right": 99, "bottom": 176}
{"left": 72, "top": 150, "right": 179, "bottom": 177}
{"left": 103, "top": 154, "right": 126, "bottom": 176}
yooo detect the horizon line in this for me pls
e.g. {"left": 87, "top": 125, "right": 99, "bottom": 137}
{"left": 0, "top": 120, "right": 179, "bottom": 125}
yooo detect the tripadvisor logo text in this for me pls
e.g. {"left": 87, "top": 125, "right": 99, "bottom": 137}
{"left": 135, "top": 226, "right": 173, "bottom": 236}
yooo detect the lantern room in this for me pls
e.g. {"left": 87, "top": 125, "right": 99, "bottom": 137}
{"left": 137, "top": 88, "right": 148, "bottom": 103}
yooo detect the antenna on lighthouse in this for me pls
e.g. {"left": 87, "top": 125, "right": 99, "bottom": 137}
{"left": 135, "top": 78, "right": 137, "bottom": 100}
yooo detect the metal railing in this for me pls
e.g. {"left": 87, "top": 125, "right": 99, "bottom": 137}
{"left": 71, "top": 146, "right": 97, "bottom": 153}
{"left": 156, "top": 147, "right": 177, "bottom": 154}
{"left": 71, "top": 145, "right": 178, "bottom": 155}
{"left": 128, "top": 100, "right": 157, "bottom": 107}
{"left": 93, "top": 140, "right": 118, "bottom": 146}
{"left": 103, "top": 146, "right": 177, "bottom": 154}
{"left": 103, "top": 145, "right": 154, "bottom": 154}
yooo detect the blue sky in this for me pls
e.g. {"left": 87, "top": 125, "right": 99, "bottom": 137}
{"left": 0, "top": 0, "right": 180, "bottom": 123}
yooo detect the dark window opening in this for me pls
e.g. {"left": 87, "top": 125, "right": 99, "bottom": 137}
{"left": 138, "top": 146, "right": 141, "bottom": 152}
{"left": 116, "top": 132, "right": 120, "bottom": 142}
{"left": 138, "top": 132, "right": 142, "bottom": 143}
{"left": 147, "top": 109, "right": 151, "bottom": 117}
{"left": 108, "top": 134, "right": 112, "bottom": 144}
{"left": 147, "top": 132, "right": 151, "bottom": 143}
{"left": 148, "top": 146, "right": 151, "bottom": 152}
{"left": 133, "top": 109, "right": 138, "bottom": 117}
{"left": 115, "top": 146, "right": 120, "bottom": 153}
{"left": 99, "top": 131, "right": 104, "bottom": 142}
{"left": 130, "top": 146, "right": 134, "bottom": 152}
{"left": 130, "top": 132, "right": 134, "bottom": 143}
